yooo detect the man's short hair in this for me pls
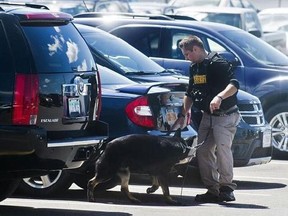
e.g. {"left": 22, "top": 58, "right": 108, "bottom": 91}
{"left": 178, "top": 35, "right": 204, "bottom": 51}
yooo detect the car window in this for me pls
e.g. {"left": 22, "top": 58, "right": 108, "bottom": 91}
{"left": 111, "top": 26, "right": 161, "bottom": 57}
{"left": 0, "top": 22, "right": 13, "bottom": 74}
{"left": 230, "top": 0, "right": 243, "bottom": 7}
{"left": 98, "top": 65, "right": 135, "bottom": 85}
{"left": 241, "top": 0, "right": 256, "bottom": 10}
{"left": 244, "top": 12, "right": 261, "bottom": 32}
{"left": 169, "top": 0, "right": 221, "bottom": 7}
{"left": 22, "top": 23, "right": 96, "bottom": 73}
{"left": 169, "top": 29, "right": 227, "bottom": 59}
{"left": 207, "top": 38, "right": 227, "bottom": 52}
{"left": 171, "top": 32, "right": 191, "bottom": 59}
{"left": 0, "top": 21, "right": 14, "bottom": 100}
{"left": 82, "top": 31, "right": 164, "bottom": 73}
{"left": 200, "top": 12, "right": 241, "bottom": 29}
{"left": 222, "top": 29, "right": 288, "bottom": 66}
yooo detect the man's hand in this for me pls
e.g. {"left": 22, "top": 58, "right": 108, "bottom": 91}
{"left": 210, "top": 95, "right": 222, "bottom": 113}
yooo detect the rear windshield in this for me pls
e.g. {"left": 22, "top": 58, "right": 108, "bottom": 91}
{"left": 22, "top": 23, "right": 96, "bottom": 73}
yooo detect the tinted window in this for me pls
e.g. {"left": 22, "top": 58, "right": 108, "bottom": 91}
{"left": 230, "top": 0, "right": 243, "bottom": 7}
{"left": 169, "top": 29, "right": 214, "bottom": 59}
{"left": 98, "top": 65, "right": 135, "bottom": 85}
{"left": 82, "top": 30, "right": 164, "bottom": 73}
{"left": 0, "top": 21, "right": 13, "bottom": 74}
{"left": 241, "top": 0, "right": 257, "bottom": 10}
{"left": 244, "top": 12, "right": 261, "bottom": 32}
{"left": 222, "top": 30, "right": 288, "bottom": 66}
{"left": 170, "top": 0, "right": 220, "bottom": 7}
{"left": 112, "top": 26, "right": 161, "bottom": 57}
{"left": 0, "top": 21, "right": 14, "bottom": 104}
{"left": 171, "top": 31, "right": 192, "bottom": 60}
{"left": 22, "top": 23, "right": 96, "bottom": 73}
{"left": 196, "top": 12, "right": 241, "bottom": 29}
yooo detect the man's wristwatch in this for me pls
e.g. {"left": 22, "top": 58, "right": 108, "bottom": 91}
{"left": 216, "top": 95, "right": 224, "bottom": 101}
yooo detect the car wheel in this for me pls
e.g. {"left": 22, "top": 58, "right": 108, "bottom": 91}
{"left": 266, "top": 102, "right": 288, "bottom": 157}
{"left": 17, "top": 170, "right": 74, "bottom": 197}
{"left": 0, "top": 179, "right": 20, "bottom": 201}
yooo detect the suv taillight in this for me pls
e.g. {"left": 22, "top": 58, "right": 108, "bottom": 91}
{"left": 125, "top": 96, "right": 155, "bottom": 128}
{"left": 13, "top": 74, "right": 39, "bottom": 125}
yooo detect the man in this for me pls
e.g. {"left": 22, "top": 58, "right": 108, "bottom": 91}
{"left": 177, "top": 35, "right": 240, "bottom": 203}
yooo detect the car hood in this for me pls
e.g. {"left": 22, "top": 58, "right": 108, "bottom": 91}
{"left": 237, "top": 89, "right": 260, "bottom": 103}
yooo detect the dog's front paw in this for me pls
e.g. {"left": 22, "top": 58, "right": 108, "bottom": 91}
{"left": 146, "top": 185, "right": 159, "bottom": 194}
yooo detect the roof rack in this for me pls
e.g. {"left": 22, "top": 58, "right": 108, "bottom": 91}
{"left": 74, "top": 12, "right": 174, "bottom": 20}
{"left": 0, "top": 2, "right": 49, "bottom": 10}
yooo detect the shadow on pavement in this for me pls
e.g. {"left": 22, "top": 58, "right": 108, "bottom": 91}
{"left": 0, "top": 205, "right": 131, "bottom": 216}
{"left": 62, "top": 189, "right": 269, "bottom": 210}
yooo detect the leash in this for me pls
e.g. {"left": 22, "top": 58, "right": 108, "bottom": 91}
{"left": 179, "top": 115, "right": 213, "bottom": 201}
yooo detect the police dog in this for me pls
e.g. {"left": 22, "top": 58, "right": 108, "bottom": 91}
{"left": 87, "top": 129, "right": 196, "bottom": 205}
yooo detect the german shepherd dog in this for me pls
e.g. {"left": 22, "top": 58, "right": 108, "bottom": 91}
{"left": 87, "top": 129, "right": 196, "bottom": 205}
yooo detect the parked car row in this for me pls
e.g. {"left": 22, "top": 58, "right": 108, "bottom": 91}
{"left": 74, "top": 12, "right": 287, "bottom": 156}
{"left": 75, "top": 23, "right": 272, "bottom": 167}
{"left": 0, "top": 2, "right": 276, "bottom": 200}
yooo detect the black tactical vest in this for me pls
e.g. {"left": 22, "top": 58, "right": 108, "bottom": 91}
{"left": 189, "top": 52, "right": 234, "bottom": 112}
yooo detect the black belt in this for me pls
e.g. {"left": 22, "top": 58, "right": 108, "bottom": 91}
{"left": 209, "top": 105, "right": 239, "bottom": 116}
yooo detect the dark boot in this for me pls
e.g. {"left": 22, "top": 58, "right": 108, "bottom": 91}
{"left": 219, "top": 186, "right": 235, "bottom": 202}
{"left": 194, "top": 191, "right": 219, "bottom": 203}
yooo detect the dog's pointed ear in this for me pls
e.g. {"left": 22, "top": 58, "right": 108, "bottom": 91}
{"left": 174, "top": 128, "right": 181, "bottom": 138}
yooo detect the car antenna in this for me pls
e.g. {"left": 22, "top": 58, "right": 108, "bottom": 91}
{"left": 82, "top": 0, "right": 90, "bottom": 12}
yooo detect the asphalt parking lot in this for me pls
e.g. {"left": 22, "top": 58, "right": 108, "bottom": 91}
{"left": 0, "top": 159, "right": 287, "bottom": 216}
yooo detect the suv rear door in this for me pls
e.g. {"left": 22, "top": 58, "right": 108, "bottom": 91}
{"left": 19, "top": 16, "right": 103, "bottom": 142}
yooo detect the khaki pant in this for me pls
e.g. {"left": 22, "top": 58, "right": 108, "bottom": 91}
{"left": 196, "top": 111, "right": 240, "bottom": 195}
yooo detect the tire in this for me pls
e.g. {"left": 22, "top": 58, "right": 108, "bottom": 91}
{"left": 266, "top": 102, "right": 288, "bottom": 157}
{"left": 0, "top": 179, "right": 20, "bottom": 202}
{"left": 17, "top": 170, "right": 74, "bottom": 197}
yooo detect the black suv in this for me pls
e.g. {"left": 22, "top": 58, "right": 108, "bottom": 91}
{"left": 0, "top": 3, "right": 108, "bottom": 201}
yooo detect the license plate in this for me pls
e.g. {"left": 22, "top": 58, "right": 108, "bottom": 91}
{"left": 262, "top": 130, "right": 272, "bottom": 148}
{"left": 68, "top": 98, "right": 81, "bottom": 117}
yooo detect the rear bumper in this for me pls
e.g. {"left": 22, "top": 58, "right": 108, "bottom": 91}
{"left": 232, "top": 121, "right": 272, "bottom": 167}
{"left": 0, "top": 120, "right": 108, "bottom": 178}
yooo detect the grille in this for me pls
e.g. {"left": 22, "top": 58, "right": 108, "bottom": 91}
{"left": 238, "top": 102, "right": 265, "bottom": 126}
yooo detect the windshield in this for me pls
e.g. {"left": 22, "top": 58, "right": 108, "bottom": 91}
{"left": 190, "top": 12, "right": 241, "bottom": 28}
{"left": 222, "top": 30, "right": 288, "bottom": 66}
{"left": 82, "top": 32, "right": 164, "bottom": 74}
